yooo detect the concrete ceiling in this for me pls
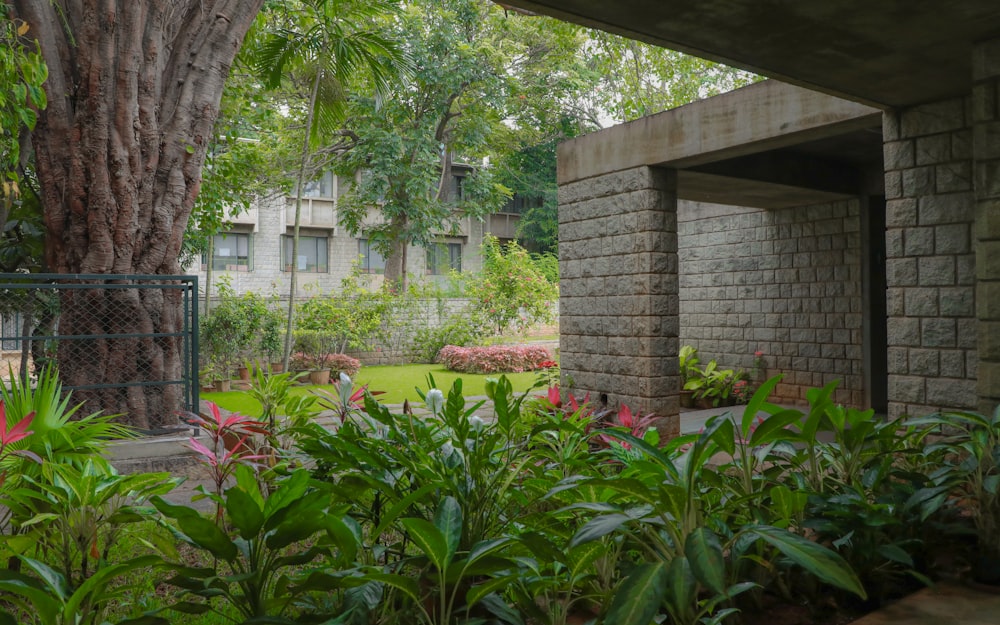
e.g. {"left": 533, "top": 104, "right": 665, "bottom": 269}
{"left": 498, "top": 0, "right": 1000, "bottom": 108}
{"left": 680, "top": 124, "right": 886, "bottom": 208}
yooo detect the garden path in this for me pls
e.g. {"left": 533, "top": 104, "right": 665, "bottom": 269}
{"left": 849, "top": 581, "right": 1000, "bottom": 625}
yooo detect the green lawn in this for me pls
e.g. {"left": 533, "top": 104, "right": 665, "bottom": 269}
{"left": 201, "top": 364, "right": 542, "bottom": 417}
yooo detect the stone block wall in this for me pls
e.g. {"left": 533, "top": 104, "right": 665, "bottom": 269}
{"left": 974, "top": 39, "right": 1000, "bottom": 413}
{"left": 558, "top": 166, "right": 680, "bottom": 435}
{"left": 882, "top": 97, "right": 979, "bottom": 418}
{"left": 678, "top": 200, "right": 864, "bottom": 406}
{"left": 345, "top": 298, "right": 474, "bottom": 365}
{"left": 201, "top": 296, "right": 476, "bottom": 366}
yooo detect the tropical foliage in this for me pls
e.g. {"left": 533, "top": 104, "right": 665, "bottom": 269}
{"left": 0, "top": 370, "right": 991, "bottom": 624}
{"left": 0, "top": 6, "right": 46, "bottom": 210}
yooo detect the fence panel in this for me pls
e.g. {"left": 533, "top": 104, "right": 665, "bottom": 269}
{"left": 0, "top": 274, "right": 198, "bottom": 432}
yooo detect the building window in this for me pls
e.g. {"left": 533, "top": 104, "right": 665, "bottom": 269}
{"left": 358, "top": 238, "right": 386, "bottom": 274}
{"left": 203, "top": 232, "right": 252, "bottom": 271}
{"left": 282, "top": 235, "right": 328, "bottom": 272}
{"left": 449, "top": 174, "right": 464, "bottom": 201}
{"left": 427, "top": 242, "right": 462, "bottom": 275}
{"left": 301, "top": 171, "right": 335, "bottom": 198}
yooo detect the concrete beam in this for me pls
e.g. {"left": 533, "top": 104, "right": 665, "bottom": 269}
{"left": 690, "top": 151, "right": 864, "bottom": 196}
{"left": 557, "top": 81, "right": 881, "bottom": 185}
{"left": 677, "top": 171, "right": 854, "bottom": 210}
{"left": 498, "top": 0, "right": 1000, "bottom": 108}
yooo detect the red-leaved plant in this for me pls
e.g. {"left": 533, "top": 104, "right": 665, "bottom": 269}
{"left": 544, "top": 384, "right": 588, "bottom": 415}
{"left": 596, "top": 403, "right": 659, "bottom": 450}
{"left": 0, "top": 402, "right": 41, "bottom": 487}
{"left": 438, "top": 344, "right": 553, "bottom": 374}
{"left": 184, "top": 402, "right": 270, "bottom": 521}
{"left": 536, "top": 385, "right": 601, "bottom": 439}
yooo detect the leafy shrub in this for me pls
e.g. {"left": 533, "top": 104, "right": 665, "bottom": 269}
{"left": 530, "top": 250, "right": 559, "bottom": 283}
{"left": 466, "top": 235, "right": 557, "bottom": 335}
{"left": 683, "top": 358, "right": 746, "bottom": 406}
{"left": 437, "top": 344, "right": 553, "bottom": 374}
{"left": 8, "top": 373, "right": 980, "bottom": 625}
{"left": 286, "top": 344, "right": 360, "bottom": 377}
{"left": 292, "top": 328, "right": 341, "bottom": 369}
{"left": 295, "top": 269, "right": 391, "bottom": 353}
{"left": 412, "top": 312, "right": 488, "bottom": 363}
{"left": 287, "top": 351, "right": 313, "bottom": 371}
{"left": 327, "top": 353, "right": 362, "bottom": 378}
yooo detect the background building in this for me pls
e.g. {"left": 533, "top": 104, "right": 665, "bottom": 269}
{"left": 188, "top": 164, "right": 525, "bottom": 295}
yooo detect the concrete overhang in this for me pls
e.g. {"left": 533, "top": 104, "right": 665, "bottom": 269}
{"left": 498, "top": 0, "right": 1000, "bottom": 109}
{"left": 558, "top": 81, "right": 884, "bottom": 208}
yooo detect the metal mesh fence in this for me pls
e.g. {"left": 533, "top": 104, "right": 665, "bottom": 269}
{"left": 0, "top": 274, "right": 199, "bottom": 432}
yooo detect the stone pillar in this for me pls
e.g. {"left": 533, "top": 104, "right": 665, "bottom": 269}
{"left": 882, "top": 98, "right": 978, "bottom": 418}
{"left": 558, "top": 166, "right": 680, "bottom": 437}
{"left": 974, "top": 38, "right": 1000, "bottom": 414}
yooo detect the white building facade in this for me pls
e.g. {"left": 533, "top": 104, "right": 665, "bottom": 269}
{"left": 188, "top": 168, "right": 522, "bottom": 296}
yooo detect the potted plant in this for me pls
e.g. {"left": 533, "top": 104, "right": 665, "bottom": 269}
{"left": 684, "top": 359, "right": 746, "bottom": 408}
{"left": 293, "top": 329, "right": 339, "bottom": 385}
{"left": 288, "top": 352, "right": 312, "bottom": 375}
{"left": 201, "top": 359, "right": 230, "bottom": 392}
{"left": 327, "top": 353, "right": 362, "bottom": 380}
{"left": 679, "top": 345, "right": 700, "bottom": 408}
{"left": 259, "top": 307, "right": 284, "bottom": 373}
{"left": 199, "top": 358, "right": 221, "bottom": 392}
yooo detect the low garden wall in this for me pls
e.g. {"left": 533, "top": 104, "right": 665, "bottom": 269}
{"left": 345, "top": 297, "right": 472, "bottom": 365}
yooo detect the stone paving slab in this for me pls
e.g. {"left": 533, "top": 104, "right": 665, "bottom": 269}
{"left": 850, "top": 582, "right": 1000, "bottom": 625}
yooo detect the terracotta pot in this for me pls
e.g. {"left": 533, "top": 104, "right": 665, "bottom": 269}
{"left": 222, "top": 429, "right": 253, "bottom": 457}
{"left": 308, "top": 369, "right": 331, "bottom": 385}
{"left": 237, "top": 366, "right": 250, "bottom": 381}
{"left": 270, "top": 362, "right": 284, "bottom": 373}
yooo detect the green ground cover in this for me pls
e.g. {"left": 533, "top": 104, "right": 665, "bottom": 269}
{"left": 201, "top": 363, "right": 541, "bottom": 416}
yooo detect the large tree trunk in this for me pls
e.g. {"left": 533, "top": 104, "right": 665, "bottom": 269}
{"left": 11, "top": 0, "right": 264, "bottom": 427}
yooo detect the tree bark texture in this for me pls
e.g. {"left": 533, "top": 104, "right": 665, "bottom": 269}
{"left": 382, "top": 213, "right": 409, "bottom": 292}
{"left": 9, "top": 0, "right": 264, "bottom": 427}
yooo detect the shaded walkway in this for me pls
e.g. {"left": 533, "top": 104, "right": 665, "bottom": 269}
{"left": 851, "top": 582, "right": 1000, "bottom": 625}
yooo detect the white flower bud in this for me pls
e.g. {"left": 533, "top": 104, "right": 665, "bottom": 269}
{"left": 469, "top": 415, "right": 485, "bottom": 432}
{"left": 425, "top": 388, "right": 445, "bottom": 416}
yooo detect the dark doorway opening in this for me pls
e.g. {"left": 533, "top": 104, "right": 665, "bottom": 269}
{"left": 863, "top": 195, "right": 888, "bottom": 414}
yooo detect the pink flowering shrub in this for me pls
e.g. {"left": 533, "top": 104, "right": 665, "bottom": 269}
{"left": 326, "top": 353, "right": 362, "bottom": 378}
{"left": 289, "top": 352, "right": 361, "bottom": 377}
{"left": 437, "top": 344, "right": 553, "bottom": 374}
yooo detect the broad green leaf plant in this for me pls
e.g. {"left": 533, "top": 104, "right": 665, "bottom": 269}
{"left": 153, "top": 468, "right": 363, "bottom": 623}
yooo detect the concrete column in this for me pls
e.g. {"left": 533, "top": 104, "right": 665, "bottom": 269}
{"left": 558, "top": 166, "right": 680, "bottom": 437}
{"left": 974, "top": 38, "right": 1000, "bottom": 414}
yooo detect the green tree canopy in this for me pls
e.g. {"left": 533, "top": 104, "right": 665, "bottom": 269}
{"left": 0, "top": 6, "right": 45, "bottom": 215}
{"left": 334, "top": 0, "right": 512, "bottom": 290}
{"left": 241, "top": 0, "right": 409, "bottom": 366}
